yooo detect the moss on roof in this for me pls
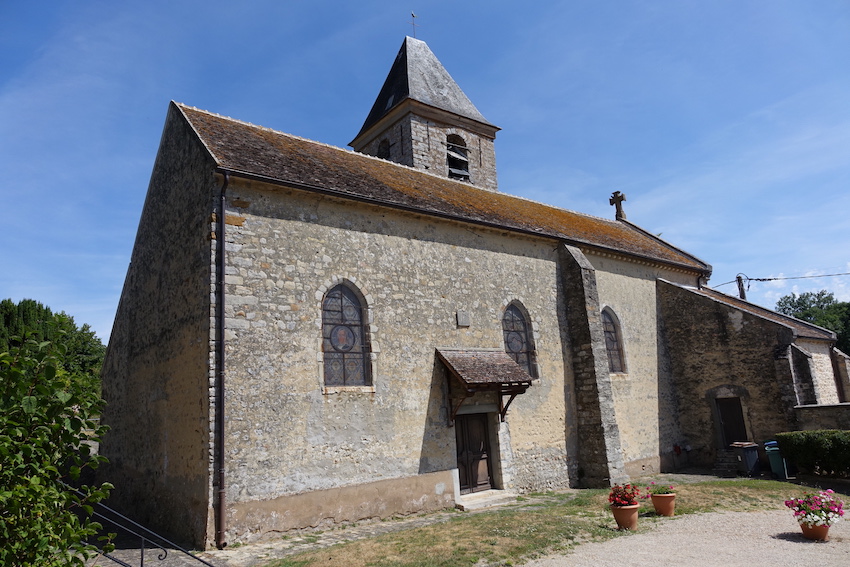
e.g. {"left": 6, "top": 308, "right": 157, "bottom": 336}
{"left": 177, "top": 103, "right": 711, "bottom": 274}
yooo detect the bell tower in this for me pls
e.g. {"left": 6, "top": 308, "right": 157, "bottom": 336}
{"left": 350, "top": 37, "right": 500, "bottom": 191}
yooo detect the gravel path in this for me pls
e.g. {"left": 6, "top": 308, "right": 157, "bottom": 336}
{"left": 524, "top": 510, "right": 850, "bottom": 567}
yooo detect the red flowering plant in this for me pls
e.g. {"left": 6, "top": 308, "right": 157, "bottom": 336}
{"left": 643, "top": 481, "right": 675, "bottom": 497}
{"left": 609, "top": 483, "right": 640, "bottom": 507}
{"left": 784, "top": 489, "right": 845, "bottom": 527}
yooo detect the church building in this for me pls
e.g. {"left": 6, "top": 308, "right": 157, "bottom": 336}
{"left": 100, "top": 37, "right": 850, "bottom": 548}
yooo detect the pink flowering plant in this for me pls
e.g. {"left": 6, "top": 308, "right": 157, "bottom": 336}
{"left": 784, "top": 489, "right": 845, "bottom": 527}
{"left": 643, "top": 481, "right": 675, "bottom": 496}
{"left": 609, "top": 483, "right": 640, "bottom": 507}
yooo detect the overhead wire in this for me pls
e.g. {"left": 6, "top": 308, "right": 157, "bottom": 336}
{"left": 715, "top": 271, "right": 850, "bottom": 289}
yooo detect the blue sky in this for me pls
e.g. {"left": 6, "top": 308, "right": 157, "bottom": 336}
{"left": 2, "top": 1, "right": 849, "bottom": 341}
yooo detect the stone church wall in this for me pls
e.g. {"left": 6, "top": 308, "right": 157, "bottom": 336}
{"left": 794, "top": 403, "right": 850, "bottom": 430}
{"left": 797, "top": 338, "right": 841, "bottom": 405}
{"left": 556, "top": 246, "right": 627, "bottom": 487}
{"left": 357, "top": 112, "right": 498, "bottom": 191}
{"left": 657, "top": 281, "right": 799, "bottom": 468}
{"left": 589, "top": 255, "right": 696, "bottom": 477}
{"left": 217, "top": 178, "right": 569, "bottom": 541}
{"left": 835, "top": 349, "right": 850, "bottom": 402}
{"left": 409, "top": 115, "right": 498, "bottom": 191}
{"left": 100, "top": 105, "right": 216, "bottom": 547}
{"left": 356, "top": 115, "right": 415, "bottom": 168}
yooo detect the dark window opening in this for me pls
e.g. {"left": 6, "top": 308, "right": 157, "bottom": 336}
{"left": 447, "top": 134, "right": 470, "bottom": 181}
{"left": 376, "top": 139, "right": 390, "bottom": 159}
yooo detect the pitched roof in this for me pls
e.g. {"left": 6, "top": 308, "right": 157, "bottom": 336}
{"left": 354, "top": 37, "right": 495, "bottom": 140}
{"left": 670, "top": 283, "right": 836, "bottom": 341}
{"left": 436, "top": 349, "right": 535, "bottom": 386}
{"left": 177, "top": 103, "right": 711, "bottom": 274}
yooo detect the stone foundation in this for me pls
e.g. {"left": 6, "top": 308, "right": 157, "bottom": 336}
{"left": 225, "top": 469, "right": 457, "bottom": 545}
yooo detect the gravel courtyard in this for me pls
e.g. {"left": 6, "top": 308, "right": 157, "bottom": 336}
{"left": 524, "top": 509, "right": 849, "bottom": 567}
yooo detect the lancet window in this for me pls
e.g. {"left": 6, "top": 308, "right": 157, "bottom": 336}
{"left": 322, "top": 284, "right": 372, "bottom": 386}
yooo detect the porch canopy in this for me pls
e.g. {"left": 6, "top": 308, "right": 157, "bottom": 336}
{"left": 436, "top": 348, "right": 536, "bottom": 424}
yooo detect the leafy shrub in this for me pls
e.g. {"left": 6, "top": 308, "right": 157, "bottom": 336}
{"left": 0, "top": 334, "right": 112, "bottom": 566}
{"left": 775, "top": 430, "right": 850, "bottom": 478}
{"left": 0, "top": 298, "right": 105, "bottom": 388}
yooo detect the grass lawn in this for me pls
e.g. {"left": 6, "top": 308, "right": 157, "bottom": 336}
{"left": 258, "top": 478, "right": 844, "bottom": 567}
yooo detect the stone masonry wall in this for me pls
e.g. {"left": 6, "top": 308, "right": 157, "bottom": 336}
{"left": 657, "top": 281, "right": 799, "bottom": 468}
{"left": 589, "top": 255, "right": 696, "bottom": 477}
{"left": 357, "top": 112, "right": 498, "bottom": 191}
{"left": 835, "top": 348, "right": 850, "bottom": 402}
{"left": 556, "top": 245, "right": 627, "bottom": 487}
{"left": 356, "top": 116, "right": 414, "bottom": 168}
{"left": 795, "top": 403, "right": 850, "bottom": 430}
{"left": 797, "top": 338, "right": 841, "bottom": 405}
{"left": 100, "top": 103, "right": 215, "bottom": 547}
{"left": 218, "top": 178, "right": 567, "bottom": 540}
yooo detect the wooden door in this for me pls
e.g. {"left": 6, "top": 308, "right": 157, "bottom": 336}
{"left": 716, "top": 397, "right": 748, "bottom": 448}
{"left": 456, "top": 413, "right": 493, "bottom": 494}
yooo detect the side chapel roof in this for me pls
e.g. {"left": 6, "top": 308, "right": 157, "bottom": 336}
{"left": 353, "top": 36, "right": 496, "bottom": 141}
{"left": 668, "top": 283, "right": 836, "bottom": 342}
{"left": 176, "top": 103, "right": 711, "bottom": 275}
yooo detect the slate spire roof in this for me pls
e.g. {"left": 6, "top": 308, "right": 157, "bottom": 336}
{"left": 353, "top": 36, "right": 496, "bottom": 142}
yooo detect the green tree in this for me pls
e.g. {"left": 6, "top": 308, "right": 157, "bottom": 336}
{"left": 775, "top": 290, "right": 850, "bottom": 354}
{"left": 0, "top": 334, "right": 112, "bottom": 566}
{"left": 0, "top": 299, "right": 105, "bottom": 395}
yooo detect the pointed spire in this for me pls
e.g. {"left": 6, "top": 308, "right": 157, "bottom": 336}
{"left": 353, "top": 37, "right": 494, "bottom": 142}
{"left": 351, "top": 37, "right": 500, "bottom": 191}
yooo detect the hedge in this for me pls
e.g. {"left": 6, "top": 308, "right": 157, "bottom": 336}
{"left": 775, "top": 429, "right": 850, "bottom": 478}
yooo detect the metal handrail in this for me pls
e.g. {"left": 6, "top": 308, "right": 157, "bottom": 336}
{"left": 73, "top": 486, "right": 218, "bottom": 567}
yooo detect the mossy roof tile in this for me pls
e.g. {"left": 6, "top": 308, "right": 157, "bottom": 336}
{"left": 178, "top": 103, "right": 711, "bottom": 274}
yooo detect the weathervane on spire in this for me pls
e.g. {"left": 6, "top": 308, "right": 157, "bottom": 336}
{"left": 410, "top": 12, "right": 418, "bottom": 38}
{"left": 610, "top": 191, "right": 627, "bottom": 221}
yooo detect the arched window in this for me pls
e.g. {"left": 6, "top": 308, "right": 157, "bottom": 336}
{"left": 322, "top": 284, "right": 371, "bottom": 386}
{"left": 502, "top": 302, "right": 538, "bottom": 378}
{"left": 376, "top": 139, "right": 390, "bottom": 159}
{"left": 602, "top": 309, "right": 626, "bottom": 373}
{"left": 446, "top": 134, "right": 470, "bottom": 181}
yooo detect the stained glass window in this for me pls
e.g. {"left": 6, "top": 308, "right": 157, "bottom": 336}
{"left": 322, "top": 285, "right": 371, "bottom": 386}
{"left": 602, "top": 309, "right": 626, "bottom": 373}
{"left": 502, "top": 303, "right": 538, "bottom": 378}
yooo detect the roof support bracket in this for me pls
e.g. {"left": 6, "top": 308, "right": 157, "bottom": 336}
{"left": 449, "top": 393, "right": 470, "bottom": 427}
{"left": 499, "top": 389, "right": 520, "bottom": 422}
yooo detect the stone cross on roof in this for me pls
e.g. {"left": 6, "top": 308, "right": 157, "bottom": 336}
{"left": 610, "top": 191, "right": 627, "bottom": 221}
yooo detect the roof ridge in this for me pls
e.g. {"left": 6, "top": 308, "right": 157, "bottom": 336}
{"left": 178, "top": 104, "right": 712, "bottom": 275}
{"left": 675, "top": 282, "right": 837, "bottom": 340}
{"left": 176, "top": 103, "right": 627, "bottom": 227}
{"left": 176, "top": 102, "right": 500, "bottom": 192}
{"left": 175, "top": 102, "right": 339, "bottom": 150}
{"left": 620, "top": 219, "right": 711, "bottom": 275}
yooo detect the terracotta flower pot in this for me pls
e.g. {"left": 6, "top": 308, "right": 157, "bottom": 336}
{"left": 610, "top": 504, "right": 639, "bottom": 530}
{"left": 800, "top": 523, "right": 830, "bottom": 541}
{"left": 650, "top": 493, "right": 676, "bottom": 516}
